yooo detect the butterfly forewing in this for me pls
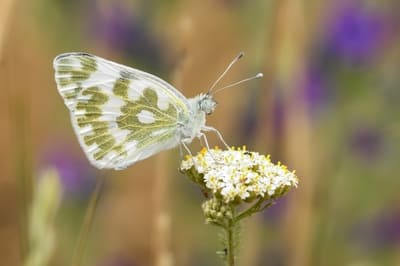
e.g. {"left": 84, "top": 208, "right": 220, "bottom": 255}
{"left": 54, "top": 53, "right": 190, "bottom": 170}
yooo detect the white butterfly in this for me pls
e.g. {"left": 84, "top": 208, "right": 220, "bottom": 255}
{"left": 53, "top": 52, "right": 262, "bottom": 170}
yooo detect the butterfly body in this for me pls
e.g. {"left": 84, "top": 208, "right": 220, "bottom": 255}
{"left": 54, "top": 52, "right": 218, "bottom": 170}
{"left": 180, "top": 93, "right": 217, "bottom": 142}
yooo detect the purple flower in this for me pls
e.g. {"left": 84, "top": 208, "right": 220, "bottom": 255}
{"left": 301, "top": 67, "right": 331, "bottom": 113}
{"left": 349, "top": 125, "right": 383, "bottom": 162}
{"left": 272, "top": 92, "right": 285, "bottom": 142}
{"left": 325, "top": 2, "right": 385, "bottom": 63}
{"left": 375, "top": 212, "right": 400, "bottom": 246}
{"left": 86, "top": 1, "right": 164, "bottom": 70}
{"left": 40, "top": 140, "right": 96, "bottom": 199}
{"left": 352, "top": 209, "right": 400, "bottom": 249}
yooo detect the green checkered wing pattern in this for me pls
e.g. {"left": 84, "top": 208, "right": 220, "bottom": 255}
{"left": 54, "top": 53, "right": 190, "bottom": 170}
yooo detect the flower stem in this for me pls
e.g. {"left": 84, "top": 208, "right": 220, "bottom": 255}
{"left": 235, "top": 198, "right": 263, "bottom": 222}
{"left": 225, "top": 206, "right": 236, "bottom": 266}
{"left": 226, "top": 220, "right": 235, "bottom": 266}
{"left": 235, "top": 198, "right": 275, "bottom": 222}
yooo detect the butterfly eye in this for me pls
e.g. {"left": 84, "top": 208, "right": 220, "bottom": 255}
{"left": 205, "top": 98, "right": 218, "bottom": 115}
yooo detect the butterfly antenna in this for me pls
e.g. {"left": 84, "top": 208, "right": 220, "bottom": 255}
{"left": 211, "top": 73, "right": 263, "bottom": 95}
{"left": 208, "top": 52, "right": 244, "bottom": 94}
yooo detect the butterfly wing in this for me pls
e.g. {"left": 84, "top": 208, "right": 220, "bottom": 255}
{"left": 54, "top": 52, "right": 189, "bottom": 170}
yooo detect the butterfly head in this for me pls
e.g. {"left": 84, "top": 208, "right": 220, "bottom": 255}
{"left": 198, "top": 93, "right": 217, "bottom": 115}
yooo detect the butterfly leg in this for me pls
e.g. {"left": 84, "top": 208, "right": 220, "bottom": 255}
{"left": 203, "top": 126, "right": 230, "bottom": 149}
{"left": 198, "top": 134, "right": 206, "bottom": 147}
{"left": 200, "top": 132, "right": 211, "bottom": 150}
{"left": 181, "top": 141, "right": 193, "bottom": 157}
{"left": 180, "top": 141, "right": 198, "bottom": 167}
{"left": 178, "top": 143, "right": 184, "bottom": 159}
{"left": 199, "top": 133, "right": 221, "bottom": 163}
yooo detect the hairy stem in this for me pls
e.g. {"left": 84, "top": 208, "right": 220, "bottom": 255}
{"left": 225, "top": 206, "right": 236, "bottom": 266}
{"left": 226, "top": 222, "right": 235, "bottom": 266}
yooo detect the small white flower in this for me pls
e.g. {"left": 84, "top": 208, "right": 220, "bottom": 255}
{"left": 180, "top": 147, "right": 299, "bottom": 203}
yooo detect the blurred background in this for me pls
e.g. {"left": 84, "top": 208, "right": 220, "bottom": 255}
{"left": 1, "top": 0, "right": 400, "bottom": 265}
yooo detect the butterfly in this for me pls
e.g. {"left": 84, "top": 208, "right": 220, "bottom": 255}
{"left": 53, "top": 52, "right": 262, "bottom": 170}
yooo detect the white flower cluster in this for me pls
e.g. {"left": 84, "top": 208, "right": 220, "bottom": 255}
{"left": 180, "top": 147, "right": 299, "bottom": 203}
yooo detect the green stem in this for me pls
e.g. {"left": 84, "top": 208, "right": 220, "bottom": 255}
{"left": 226, "top": 221, "right": 235, "bottom": 266}
{"left": 225, "top": 206, "right": 236, "bottom": 266}
{"left": 235, "top": 198, "right": 263, "bottom": 222}
{"left": 71, "top": 175, "right": 105, "bottom": 266}
{"left": 235, "top": 198, "right": 275, "bottom": 222}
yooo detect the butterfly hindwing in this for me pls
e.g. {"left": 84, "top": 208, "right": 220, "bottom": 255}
{"left": 54, "top": 53, "right": 190, "bottom": 169}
